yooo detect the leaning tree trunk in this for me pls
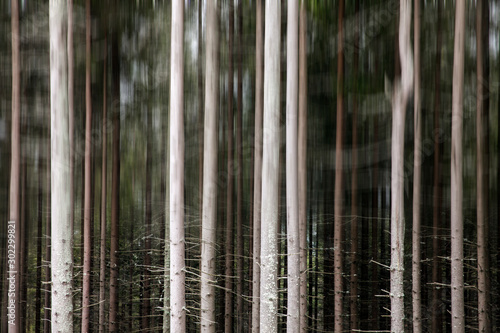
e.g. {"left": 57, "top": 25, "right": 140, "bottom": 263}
{"left": 451, "top": 1, "right": 465, "bottom": 332}
{"left": 252, "top": 0, "right": 264, "bottom": 331}
{"left": 286, "top": 1, "right": 300, "bottom": 332}
{"left": 412, "top": 0, "right": 422, "bottom": 332}
{"left": 170, "top": 0, "right": 186, "bottom": 331}
{"left": 50, "top": 0, "right": 74, "bottom": 330}
{"left": 8, "top": 0, "right": 21, "bottom": 330}
{"left": 200, "top": 0, "right": 219, "bottom": 331}
{"left": 260, "top": 1, "right": 281, "bottom": 332}
{"left": 390, "top": 1, "right": 413, "bottom": 332}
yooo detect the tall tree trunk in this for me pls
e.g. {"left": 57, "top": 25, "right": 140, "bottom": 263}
{"left": 36, "top": 146, "right": 43, "bottom": 333}
{"left": 252, "top": 1, "right": 264, "bottom": 331}
{"left": 390, "top": 1, "right": 413, "bottom": 332}
{"left": 450, "top": 1, "right": 465, "bottom": 331}
{"left": 334, "top": 1, "right": 344, "bottom": 331}
{"left": 82, "top": 0, "right": 92, "bottom": 330}
{"left": 99, "top": 24, "right": 108, "bottom": 333}
{"left": 44, "top": 107, "right": 51, "bottom": 333}
{"left": 286, "top": 1, "right": 300, "bottom": 332}
{"left": 236, "top": 1, "right": 244, "bottom": 331}
{"left": 198, "top": 0, "right": 204, "bottom": 225}
{"left": 225, "top": 1, "right": 235, "bottom": 331}
{"left": 8, "top": 0, "right": 21, "bottom": 330}
{"left": 412, "top": 0, "right": 422, "bottom": 332}
{"left": 200, "top": 0, "right": 219, "bottom": 331}
{"left": 476, "top": 1, "right": 491, "bottom": 331}
{"left": 50, "top": 0, "right": 73, "bottom": 329}
{"left": 68, "top": 0, "right": 75, "bottom": 263}
{"left": 350, "top": 1, "right": 360, "bottom": 330}
{"left": 260, "top": 1, "right": 281, "bottom": 332}
{"left": 298, "top": 1, "right": 308, "bottom": 331}
{"left": 109, "top": 22, "right": 121, "bottom": 333}
{"left": 170, "top": 0, "right": 186, "bottom": 330}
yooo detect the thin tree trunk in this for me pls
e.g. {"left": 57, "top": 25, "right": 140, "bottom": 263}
{"left": 476, "top": 1, "right": 491, "bottom": 331}
{"left": 252, "top": 1, "right": 264, "bottom": 331}
{"left": 298, "top": 1, "right": 308, "bottom": 331}
{"left": 390, "top": 1, "right": 413, "bottom": 332}
{"left": 170, "top": 0, "right": 186, "bottom": 330}
{"left": 286, "top": 0, "right": 300, "bottom": 332}
{"left": 8, "top": 0, "right": 21, "bottom": 330}
{"left": 200, "top": 0, "right": 219, "bottom": 331}
{"left": 334, "top": 1, "right": 344, "bottom": 331}
{"left": 450, "top": 1, "right": 465, "bottom": 331}
{"left": 82, "top": 0, "right": 92, "bottom": 330}
{"left": 36, "top": 147, "right": 43, "bottom": 333}
{"left": 50, "top": 0, "right": 73, "bottom": 329}
{"left": 109, "top": 23, "right": 121, "bottom": 333}
{"left": 19, "top": 121, "right": 27, "bottom": 333}
{"left": 198, "top": 0, "right": 204, "bottom": 226}
{"left": 44, "top": 107, "right": 51, "bottom": 333}
{"left": 412, "top": 0, "right": 422, "bottom": 332}
{"left": 99, "top": 25, "right": 108, "bottom": 333}
{"left": 350, "top": 1, "right": 360, "bottom": 330}
{"left": 260, "top": 2, "right": 281, "bottom": 332}
{"left": 68, "top": 0, "right": 75, "bottom": 262}
{"left": 225, "top": 1, "right": 235, "bottom": 331}
{"left": 236, "top": 1, "right": 244, "bottom": 331}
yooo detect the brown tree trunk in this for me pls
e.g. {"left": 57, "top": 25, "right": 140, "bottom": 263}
{"left": 450, "top": 1, "right": 465, "bottom": 331}
{"left": 225, "top": 1, "right": 234, "bottom": 331}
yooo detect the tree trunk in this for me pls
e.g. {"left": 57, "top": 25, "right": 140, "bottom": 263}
{"left": 99, "top": 24, "right": 108, "bottom": 333}
{"left": 82, "top": 0, "right": 92, "bottom": 330}
{"left": 334, "top": 1, "right": 344, "bottom": 331}
{"left": 298, "top": 1, "right": 308, "bottom": 331}
{"left": 170, "top": 0, "right": 186, "bottom": 330}
{"left": 8, "top": 0, "right": 21, "bottom": 330}
{"left": 476, "top": 1, "right": 491, "bottom": 331}
{"left": 198, "top": 0, "right": 204, "bottom": 226}
{"left": 44, "top": 107, "right": 51, "bottom": 333}
{"left": 451, "top": 1, "right": 465, "bottom": 331}
{"left": 412, "top": 0, "right": 422, "bottom": 332}
{"left": 200, "top": 0, "right": 219, "bottom": 331}
{"left": 286, "top": 1, "right": 300, "bottom": 332}
{"left": 390, "top": 1, "right": 413, "bottom": 332}
{"left": 36, "top": 148, "right": 43, "bottom": 333}
{"left": 68, "top": 0, "right": 75, "bottom": 264}
{"left": 50, "top": 0, "right": 74, "bottom": 329}
{"left": 252, "top": 1, "right": 264, "bottom": 331}
{"left": 260, "top": 1, "right": 281, "bottom": 332}
{"left": 109, "top": 21, "right": 121, "bottom": 332}
{"left": 236, "top": 1, "right": 244, "bottom": 330}
{"left": 225, "top": 1, "right": 234, "bottom": 331}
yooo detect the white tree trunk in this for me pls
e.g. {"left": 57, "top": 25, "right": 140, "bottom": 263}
{"left": 50, "top": 0, "right": 73, "bottom": 331}
{"left": 200, "top": 0, "right": 219, "bottom": 331}
{"left": 390, "top": 1, "right": 412, "bottom": 332}
{"left": 260, "top": 1, "right": 281, "bottom": 332}
{"left": 170, "top": 0, "right": 185, "bottom": 331}
{"left": 286, "top": 0, "right": 300, "bottom": 332}
{"left": 451, "top": 1, "right": 465, "bottom": 332}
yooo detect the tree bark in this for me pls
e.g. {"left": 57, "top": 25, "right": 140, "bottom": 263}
{"left": 50, "top": 0, "right": 74, "bottom": 329}
{"left": 170, "top": 0, "right": 186, "bottom": 331}
{"left": 390, "top": 1, "right": 413, "bottom": 332}
{"left": 82, "top": 0, "right": 92, "bottom": 330}
{"left": 200, "top": 0, "right": 219, "bottom": 331}
{"left": 260, "top": 2, "right": 281, "bottom": 332}
{"left": 252, "top": 1, "right": 264, "bottom": 331}
{"left": 412, "top": 0, "right": 422, "bottom": 332}
{"left": 450, "top": 1, "right": 465, "bottom": 331}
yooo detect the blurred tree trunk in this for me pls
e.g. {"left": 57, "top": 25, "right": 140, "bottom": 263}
{"left": 50, "top": 0, "right": 73, "bottom": 329}
{"left": 225, "top": 1, "right": 234, "bottom": 331}
{"left": 109, "top": 18, "right": 121, "bottom": 332}
{"left": 260, "top": 1, "right": 281, "bottom": 331}
{"left": 450, "top": 1, "right": 465, "bottom": 331}
{"left": 412, "top": 0, "right": 422, "bottom": 332}
{"left": 68, "top": 0, "right": 75, "bottom": 266}
{"left": 36, "top": 151, "right": 43, "bottom": 333}
{"left": 286, "top": 1, "right": 300, "bottom": 332}
{"left": 198, "top": 0, "right": 204, "bottom": 225}
{"left": 44, "top": 105, "right": 51, "bottom": 333}
{"left": 252, "top": 1, "right": 264, "bottom": 331}
{"left": 350, "top": 1, "right": 359, "bottom": 330}
{"left": 82, "top": 0, "right": 93, "bottom": 330}
{"left": 476, "top": 1, "right": 491, "bottom": 332}
{"left": 334, "top": 1, "right": 344, "bottom": 331}
{"left": 200, "top": 0, "right": 219, "bottom": 331}
{"left": 169, "top": 0, "right": 186, "bottom": 331}
{"left": 8, "top": 0, "right": 21, "bottom": 330}
{"left": 390, "top": 1, "right": 412, "bottom": 332}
